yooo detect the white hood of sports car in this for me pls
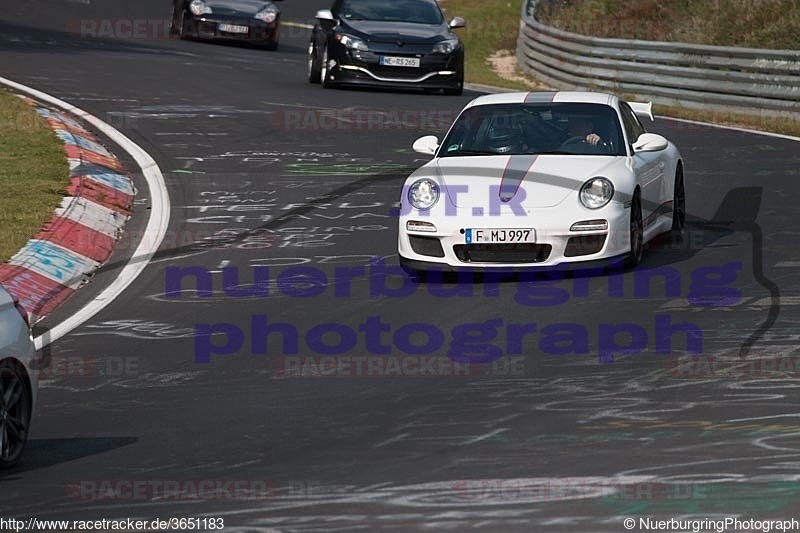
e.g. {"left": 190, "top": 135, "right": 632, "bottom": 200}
{"left": 433, "top": 155, "right": 625, "bottom": 208}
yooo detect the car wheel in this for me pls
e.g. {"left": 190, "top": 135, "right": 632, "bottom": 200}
{"left": 0, "top": 359, "right": 32, "bottom": 469}
{"left": 308, "top": 41, "right": 321, "bottom": 83}
{"left": 178, "top": 10, "right": 193, "bottom": 40}
{"left": 321, "top": 46, "right": 334, "bottom": 89}
{"left": 169, "top": 7, "right": 179, "bottom": 35}
{"left": 263, "top": 26, "right": 279, "bottom": 51}
{"left": 671, "top": 164, "right": 686, "bottom": 242}
{"left": 443, "top": 62, "right": 464, "bottom": 96}
{"left": 626, "top": 191, "right": 644, "bottom": 268}
{"left": 443, "top": 84, "right": 463, "bottom": 96}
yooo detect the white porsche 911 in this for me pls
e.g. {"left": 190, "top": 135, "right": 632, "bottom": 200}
{"left": 398, "top": 91, "right": 685, "bottom": 273}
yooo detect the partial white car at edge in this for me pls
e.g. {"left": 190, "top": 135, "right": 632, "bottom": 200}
{"left": 398, "top": 91, "right": 685, "bottom": 274}
{"left": 0, "top": 286, "right": 37, "bottom": 468}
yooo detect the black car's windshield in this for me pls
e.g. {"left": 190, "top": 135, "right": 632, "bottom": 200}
{"left": 439, "top": 102, "right": 627, "bottom": 157}
{"left": 339, "top": 0, "right": 444, "bottom": 25}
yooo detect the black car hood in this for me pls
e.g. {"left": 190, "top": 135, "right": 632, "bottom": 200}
{"left": 206, "top": 0, "right": 276, "bottom": 16}
{"left": 339, "top": 19, "right": 450, "bottom": 44}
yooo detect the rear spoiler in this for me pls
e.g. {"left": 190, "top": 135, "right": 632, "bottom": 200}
{"left": 629, "top": 101, "right": 654, "bottom": 121}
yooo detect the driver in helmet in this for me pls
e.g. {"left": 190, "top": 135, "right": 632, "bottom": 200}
{"left": 485, "top": 123, "right": 526, "bottom": 154}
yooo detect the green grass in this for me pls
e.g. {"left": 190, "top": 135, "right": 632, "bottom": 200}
{"left": 537, "top": 0, "right": 800, "bottom": 49}
{"left": 443, "top": 0, "right": 540, "bottom": 89}
{"left": 0, "top": 89, "right": 70, "bottom": 262}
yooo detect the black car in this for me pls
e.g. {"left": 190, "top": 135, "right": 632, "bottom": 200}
{"left": 171, "top": 0, "right": 282, "bottom": 50}
{"left": 308, "top": 0, "right": 466, "bottom": 95}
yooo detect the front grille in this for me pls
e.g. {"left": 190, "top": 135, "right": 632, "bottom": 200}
{"left": 409, "top": 236, "right": 445, "bottom": 258}
{"left": 453, "top": 243, "right": 552, "bottom": 263}
{"left": 564, "top": 234, "right": 607, "bottom": 257}
{"left": 368, "top": 65, "right": 430, "bottom": 79}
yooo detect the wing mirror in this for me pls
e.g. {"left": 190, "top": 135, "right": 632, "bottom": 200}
{"left": 449, "top": 17, "right": 466, "bottom": 29}
{"left": 632, "top": 133, "right": 668, "bottom": 152}
{"left": 413, "top": 135, "right": 439, "bottom": 155}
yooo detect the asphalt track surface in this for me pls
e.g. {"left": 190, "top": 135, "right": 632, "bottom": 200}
{"left": 2, "top": 0, "right": 800, "bottom": 530}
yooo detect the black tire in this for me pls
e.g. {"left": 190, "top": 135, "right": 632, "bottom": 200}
{"left": 262, "top": 24, "right": 279, "bottom": 51}
{"left": 307, "top": 41, "right": 321, "bottom": 83}
{"left": 671, "top": 165, "right": 686, "bottom": 242}
{"left": 0, "top": 359, "right": 32, "bottom": 469}
{"left": 178, "top": 10, "right": 193, "bottom": 40}
{"left": 443, "top": 62, "right": 464, "bottom": 95}
{"left": 443, "top": 84, "right": 463, "bottom": 96}
{"left": 626, "top": 191, "right": 644, "bottom": 268}
{"left": 169, "top": 7, "right": 179, "bottom": 35}
{"left": 321, "top": 46, "right": 335, "bottom": 89}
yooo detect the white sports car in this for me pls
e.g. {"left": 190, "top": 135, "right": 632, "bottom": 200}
{"left": 398, "top": 91, "right": 685, "bottom": 273}
{"left": 0, "top": 286, "right": 37, "bottom": 468}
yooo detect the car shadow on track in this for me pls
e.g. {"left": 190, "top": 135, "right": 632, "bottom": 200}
{"left": 0, "top": 437, "right": 137, "bottom": 476}
{"left": 645, "top": 186, "right": 762, "bottom": 266}
{"left": 178, "top": 34, "right": 307, "bottom": 55}
{"left": 0, "top": 20, "right": 202, "bottom": 57}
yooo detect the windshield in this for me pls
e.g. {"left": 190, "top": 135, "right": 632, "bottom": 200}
{"left": 339, "top": 0, "right": 444, "bottom": 25}
{"left": 438, "top": 102, "right": 626, "bottom": 157}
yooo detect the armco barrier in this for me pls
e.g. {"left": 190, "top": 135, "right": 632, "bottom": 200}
{"left": 516, "top": 0, "right": 800, "bottom": 120}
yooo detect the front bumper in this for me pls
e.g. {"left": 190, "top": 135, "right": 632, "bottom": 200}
{"left": 189, "top": 15, "right": 279, "bottom": 42}
{"left": 398, "top": 206, "right": 631, "bottom": 270}
{"left": 327, "top": 44, "right": 462, "bottom": 90}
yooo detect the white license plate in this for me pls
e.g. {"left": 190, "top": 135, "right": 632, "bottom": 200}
{"left": 379, "top": 56, "right": 420, "bottom": 68}
{"left": 465, "top": 228, "right": 535, "bottom": 244}
{"left": 218, "top": 23, "right": 249, "bottom": 34}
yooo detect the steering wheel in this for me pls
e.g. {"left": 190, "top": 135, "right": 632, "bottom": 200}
{"left": 559, "top": 136, "right": 590, "bottom": 148}
{"left": 559, "top": 135, "right": 612, "bottom": 152}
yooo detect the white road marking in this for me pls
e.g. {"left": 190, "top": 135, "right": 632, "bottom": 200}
{"left": 374, "top": 433, "right": 410, "bottom": 448}
{"left": 283, "top": 21, "right": 314, "bottom": 30}
{"left": 0, "top": 77, "right": 171, "bottom": 350}
{"left": 727, "top": 413, "right": 800, "bottom": 423}
{"left": 209, "top": 259, "right": 231, "bottom": 274}
{"left": 460, "top": 429, "right": 508, "bottom": 446}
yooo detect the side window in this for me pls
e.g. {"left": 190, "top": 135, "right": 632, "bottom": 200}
{"left": 619, "top": 102, "right": 646, "bottom": 146}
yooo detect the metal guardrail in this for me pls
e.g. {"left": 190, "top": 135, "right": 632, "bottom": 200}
{"left": 516, "top": 0, "right": 800, "bottom": 120}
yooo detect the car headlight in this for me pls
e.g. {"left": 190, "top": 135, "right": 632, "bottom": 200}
{"left": 336, "top": 33, "right": 369, "bottom": 51}
{"left": 254, "top": 7, "right": 278, "bottom": 23}
{"left": 408, "top": 179, "right": 440, "bottom": 210}
{"left": 432, "top": 38, "right": 458, "bottom": 54}
{"left": 190, "top": 0, "right": 212, "bottom": 16}
{"left": 579, "top": 177, "right": 614, "bottom": 209}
